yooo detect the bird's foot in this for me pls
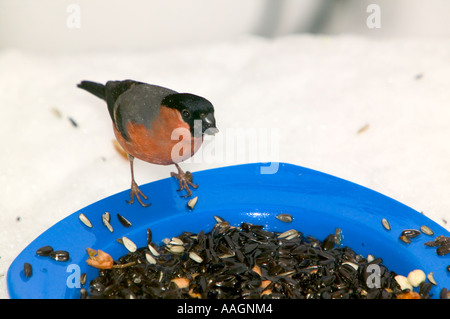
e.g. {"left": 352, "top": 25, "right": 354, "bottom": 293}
{"left": 127, "top": 180, "right": 151, "bottom": 207}
{"left": 171, "top": 166, "right": 198, "bottom": 198}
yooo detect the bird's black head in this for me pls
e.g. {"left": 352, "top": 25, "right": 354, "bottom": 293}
{"left": 162, "top": 93, "right": 218, "bottom": 137}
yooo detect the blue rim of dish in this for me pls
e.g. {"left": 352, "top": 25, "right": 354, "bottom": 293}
{"left": 7, "top": 162, "right": 450, "bottom": 299}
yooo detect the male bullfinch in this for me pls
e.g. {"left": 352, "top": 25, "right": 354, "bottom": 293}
{"left": 77, "top": 79, "right": 218, "bottom": 207}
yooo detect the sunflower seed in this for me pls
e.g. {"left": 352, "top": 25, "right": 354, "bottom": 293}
{"left": 278, "top": 229, "right": 298, "bottom": 239}
{"left": 79, "top": 213, "right": 93, "bottom": 228}
{"left": 189, "top": 251, "right": 203, "bottom": 263}
{"left": 381, "top": 218, "right": 391, "bottom": 231}
{"left": 24, "top": 263, "right": 32, "bottom": 278}
{"left": 122, "top": 236, "right": 137, "bottom": 253}
{"left": 279, "top": 270, "right": 295, "bottom": 276}
{"left": 219, "top": 252, "right": 235, "bottom": 259}
{"left": 276, "top": 214, "right": 293, "bottom": 223}
{"left": 401, "top": 229, "right": 421, "bottom": 238}
{"left": 322, "top": 234, "right": 335, "bottom": 250}
{"left": 80, "top": 288, "right": 88, "bottom": 299}
{"left": 85, "top": 222, "right": 424, "bottom": 299}
{"left": 145, "top": 252, "right": 157, "bottom": 264}
{"left": 36, "top": 245, "right": 53, "bottom": 256}
{"left": 148, "top": 244, "right": 160, "bottom": 257}
{"left": 420, "top": 225, "right": 434, "bottom": 236}
{"left": 102, "top": 212, "right": 113, "bottom": 233}
{"left": 147, "top": 228, "right": 152, "bottom": 244}
{"left": 419, "top": 282, "right": 432, "bottom": 297}
{"left": 49, "top": 250, "right": 70, "bottom": 262}
{"left": 440, "top": 288, "right": 449, "bottom": 299}
{"left": 117, "top": 214, "right": 132, "bottom": 227}
{"left": 407, "top": 269, "right": 425, "bottom": 287}
{"left": 187, "top": 196, "right": 198, "bottom": 210}
{"left": 394, "top": 275, "right": 413, "bottom": 291}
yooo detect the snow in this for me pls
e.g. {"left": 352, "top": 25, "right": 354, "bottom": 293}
{"left": 1, "top": 34, "right": 449, "bottom": 298}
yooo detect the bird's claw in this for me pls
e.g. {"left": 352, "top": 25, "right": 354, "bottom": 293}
{"left": 127, "top": 181, "right": 151, "bottom": 207}
{"left": 171, "top": 168, "right": 198, "bottom": 198}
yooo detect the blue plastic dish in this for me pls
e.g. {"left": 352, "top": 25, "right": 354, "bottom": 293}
{"left": 7, "top": 162, "right": 450, "bottom": 299}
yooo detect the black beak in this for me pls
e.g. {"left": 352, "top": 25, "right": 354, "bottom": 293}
{"left": 203, "top": 113, "right": 218, "bottom": 135}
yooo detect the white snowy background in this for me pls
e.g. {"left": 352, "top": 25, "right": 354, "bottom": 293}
{"left": 1, "top": 0, "right": 450, "bottom": 298}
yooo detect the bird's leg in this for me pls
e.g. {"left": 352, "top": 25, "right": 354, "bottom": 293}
{"left": 170, "top": 163, "right": 198, "bottom": 198}
{"left": 126, "top": 154, "right": 151, "bottom": 207}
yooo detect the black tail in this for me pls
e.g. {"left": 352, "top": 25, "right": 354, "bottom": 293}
{"left": 77, "top": 80, "right": 106, "bottom": 100}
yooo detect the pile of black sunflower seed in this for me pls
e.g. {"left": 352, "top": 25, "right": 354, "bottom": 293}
{"left": 84, "top": 218, "right": 427, "bottom": 299}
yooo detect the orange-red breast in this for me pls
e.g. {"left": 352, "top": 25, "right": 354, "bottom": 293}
{"left": 77, "top": 79, "right": 218, "bottom": 207}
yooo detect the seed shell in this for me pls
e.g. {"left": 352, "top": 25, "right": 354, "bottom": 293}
{"left": 381, "top": 218, "right": 391, "bottom": 231}
{"left": 334, "top": 228, "right": 343, "bottom": 245}
{"left": 49, "top": 250, "right": 70, "bottom": 262}
{"left": 79, "top": 213, "right": 93, "bottom": 228}
{"left": 147, "top": 228, "right": 152, "bottom": 244}
{"left": 286, "top": 233, "right": 298, "bottom": 240}
{"left": 187, "top": 196, "right": 198, "bottom": 210}
{"left": 84, "top": 219, "right": 435, "bottom": 300}
{"left": 122, "top": 236, "right": 137, "bottom": 253}
{"left": 169, "top": 245, "right": 185, "bottom": 254}
{"left": 36, "top": 245, "right": 54, "bottom": 256}
{"left": 189, "top": 251, "right": 203, "bottom": 263}
{"left": 420, "top": 225, "right": 434, "bottom": 236}
{"left": 170, "top": 237, "right": 184, "bottom": 245}
{"left": 277, "top": 229, "right": 297, "bottom": 239}
{"left": 145, "top": 252, "right": 157, "bottom": 264}
{"left": 214, "top": 215, "right": 225, "bottom": 223}
{"left": 102, "top": 211, "right": 110, "bottom": 223}
{"left": 117, "top": 214, "right": 132, "bottom": 228}
{"left": 148, "top": 244, "right": 160, "bottom": 257}
{"left": 276, "top": 214, "right": 293, "bottom": 223}
{"left": 24, "top": 263, "right": 32, "bottom": 278}
{"left": 427, "top": 272, "right": 437, "bottom": 285}
{"left": 102, "top": 212, "right": 113, "bottom": 233}
{"left": 80, "top": 273, "right": 87, "bottom": 285}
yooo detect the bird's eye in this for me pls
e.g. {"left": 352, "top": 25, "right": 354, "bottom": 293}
{"left": 182, "top": 110, "right": 191, "bottom": 118}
